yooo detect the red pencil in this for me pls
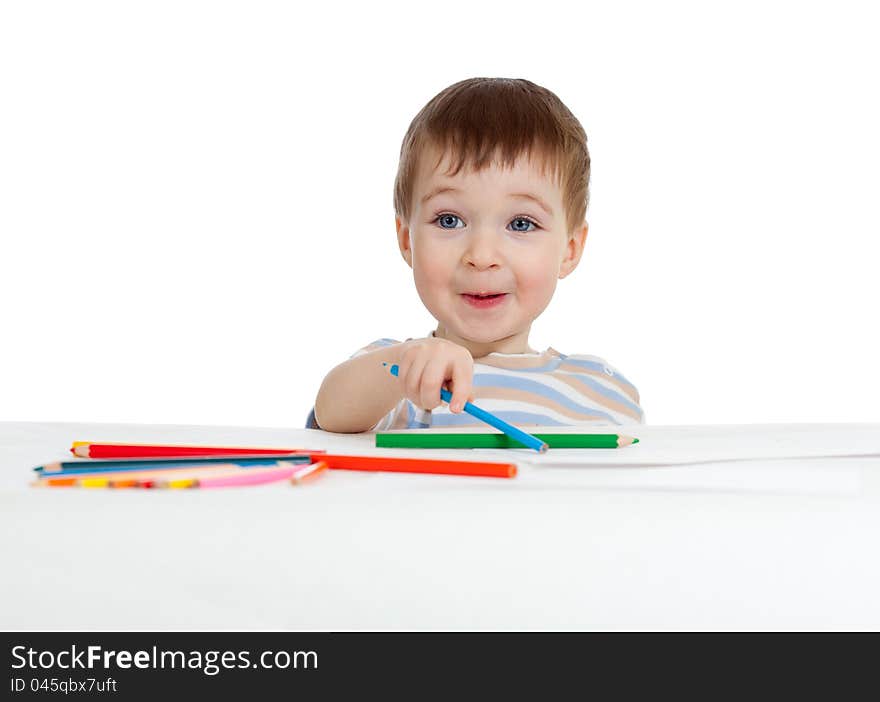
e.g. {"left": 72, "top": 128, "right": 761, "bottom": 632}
{"left": 70, "top": 441, "right": 324, "bottom": 459}
{"left": 70, "top": 444, "right": 516, "bottom": 478}
{"left": 311, "top": 453, "right": 517, "bottom": 479}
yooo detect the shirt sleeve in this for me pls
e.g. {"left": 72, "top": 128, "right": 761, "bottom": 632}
{"left": 564, "top": 353, "right": 646, "bottom": 424}
{"left": 305, "top": 338, "right": 403, "bottom": 430}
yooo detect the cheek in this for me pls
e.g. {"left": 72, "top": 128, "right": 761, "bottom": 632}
{"left": 514, "top": 250, "right": 560, "bottom": 304}
{"left": 411, "top": 236, "right": 453, "bottom": 292}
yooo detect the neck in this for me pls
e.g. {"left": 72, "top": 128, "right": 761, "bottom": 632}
{"left": 432, "top": 324, "right": 536, "bottom": 357}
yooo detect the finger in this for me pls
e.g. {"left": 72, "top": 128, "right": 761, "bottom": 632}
{"left": 395, "top": 356, "right": 410, "bottom": 385}
{"left": 403, "top": 354, "right": 428, "bottom": 407}
{"left": 419, "top": 359, "right": 448, "bottom": 410}
{"left": 449, "top": 358, "right": 473, "bottom": 413}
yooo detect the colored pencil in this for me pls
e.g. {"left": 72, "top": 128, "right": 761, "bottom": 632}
{"left": 190, "top": 462, "right": 318, "bottom": 488}
{"left": 382, "top": 362, "right": 548, "bottom": 453}
{"left": 37, "top": 460, "right": 323, "bottom": 489}
{"left": 290, "top": 460, "right": 330, "bottom": 485}
{"left": 376, "top": 432, "right": 639, "bottom": 449}
{"left": 36, "top": 462, "right": 293, "bottom": 486}
{"left": 110, "top": 479, "right": 140, "bottom": 488}
{"left": 81, "top": 478, "right": 110, "bottom": 488}
{"left": 69, "top": 441, "right": 325, "bottom": 459}
{"left": 313, "top": 453, "right": 516, "bottom": 479}
{"left": 165, "top": 479, "right": 198, "bottom": 489}
{"left": 34, "top": 453, "right": 313, "bottom": 475}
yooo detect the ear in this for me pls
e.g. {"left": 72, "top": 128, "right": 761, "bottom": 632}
{"left": 396, "top": 216, "right": 413, "bottom": 268}
{"left": 559, "top": 221, "right": 588, "bottom": 279}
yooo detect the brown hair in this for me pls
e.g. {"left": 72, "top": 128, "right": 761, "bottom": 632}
{"left": 393, "top": 77, "right": 590, "bottom": 236}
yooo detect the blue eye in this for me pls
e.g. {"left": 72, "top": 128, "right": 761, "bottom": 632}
{"left": 509, "top": 217, "right": 538, "bottom": 233}
{"left": 435, "top": 213, "right": 464, "bottom": 229}
{"left": 432, "top": 213, "right": 540, "bottom": 232}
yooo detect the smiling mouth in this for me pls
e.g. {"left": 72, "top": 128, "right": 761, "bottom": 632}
{"left": 461, "top": 292, "right": 509, "bottom": 308}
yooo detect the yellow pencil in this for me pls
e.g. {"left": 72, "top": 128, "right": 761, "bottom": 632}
{"left": 80, "top": 478, "right": 110, "bottom": 488}
{"left": 167, "top": 478, "right": 197, "bottom": 489}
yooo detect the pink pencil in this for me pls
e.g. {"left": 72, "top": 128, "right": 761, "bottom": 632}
{"left": 195, "top": 460, "right": 328, "bottom": 488}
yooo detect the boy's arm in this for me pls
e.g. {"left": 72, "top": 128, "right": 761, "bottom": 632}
{"left": 313, "top": 341, "right": 412, "bottom": 433}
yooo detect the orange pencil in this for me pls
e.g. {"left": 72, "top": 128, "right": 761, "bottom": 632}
{"left": 70, "top": 441, "right": 324, "bottom": 459}
{"left": 39, "top": 477, "right": 77, "bottom": 487}
{"left": 290, "top": 460, "right": 329, "bottom": 485}
{"left": 312, "top": 453, "right": 517, "bottom": 479}
{"left": 110, "top": 479, "right": 140, "bottom": 488}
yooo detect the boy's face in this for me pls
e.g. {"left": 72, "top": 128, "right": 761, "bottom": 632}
{"left": 397, "top": 142, "right": 587, "bottom": 357}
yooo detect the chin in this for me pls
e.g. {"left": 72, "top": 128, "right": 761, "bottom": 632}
{"left": 455, "top": 323, "right": 514, "bottom": 344}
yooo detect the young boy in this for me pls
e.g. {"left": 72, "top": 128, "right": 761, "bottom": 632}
{"left": 308, "top": 77, "right": 644, "bottom": 433}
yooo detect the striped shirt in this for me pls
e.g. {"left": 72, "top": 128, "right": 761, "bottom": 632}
{"left": 306, "top": 334, "right": 645, "bottom": 431}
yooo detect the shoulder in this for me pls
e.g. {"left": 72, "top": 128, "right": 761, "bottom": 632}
{"left": 550, "top": 350, "right": 641, "bottom": 406}
{"left": 473, "top": 347, "right": 645, "bottom": 425}
{"left": 349, "top": 337, "right": 403, "bottom": 359}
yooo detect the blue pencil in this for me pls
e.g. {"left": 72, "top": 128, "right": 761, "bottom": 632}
{"left": 34, "top": 454, "right": 314, "bottom": 475}
{"left": 382, "top": 363, "right": 548, "bottom": 453}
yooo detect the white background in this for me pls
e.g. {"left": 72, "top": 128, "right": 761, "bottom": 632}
{"left": 1, "top": 0, "right": 877, "bottom": 427}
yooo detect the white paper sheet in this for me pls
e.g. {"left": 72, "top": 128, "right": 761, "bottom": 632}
{"left": 456, "top": 423, "right": 880, "bottom": 467}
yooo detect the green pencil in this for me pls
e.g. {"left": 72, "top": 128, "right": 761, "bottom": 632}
{"left": 375, "top": 433, "right": 639, "bottom": 449}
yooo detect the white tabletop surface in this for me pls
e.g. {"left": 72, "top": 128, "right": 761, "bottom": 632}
{"left": 2, "top": 421, "right": 879, "bottom": 631}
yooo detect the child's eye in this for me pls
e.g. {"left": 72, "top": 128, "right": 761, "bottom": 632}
{"left": 433, "top": 213, "right": 465, "bottom": 229}
{"left": 431, "top": 213, "right": 540, "bottom": 233}
{"left": 509, "top": 217, "right": 539, "bottom": 233}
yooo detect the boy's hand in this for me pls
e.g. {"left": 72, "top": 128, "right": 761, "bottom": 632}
{"left": 397, "top": 337, "right": 475, "bottom": 413}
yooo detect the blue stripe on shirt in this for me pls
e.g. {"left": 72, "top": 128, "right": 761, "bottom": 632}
{"left": 429, "top": 409, "right": 615, "bottom": 427}
{"left": 473, "top": 373, "right": 641, "bottom": 417}
{"left": 557, "top": 357, "right": 639, "bottom": 393}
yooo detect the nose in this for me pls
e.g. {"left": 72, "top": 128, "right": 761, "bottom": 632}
{"left": 462, "top": 226, "right": 501, "bottom": 270}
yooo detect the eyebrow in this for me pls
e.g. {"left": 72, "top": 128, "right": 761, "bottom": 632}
{"left": 421, "top": 186, "right": 554, "bottom": 216}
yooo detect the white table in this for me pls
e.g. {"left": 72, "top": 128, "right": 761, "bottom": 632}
{"left": 2, "top": 421, "right": 879, "bottom": 630}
